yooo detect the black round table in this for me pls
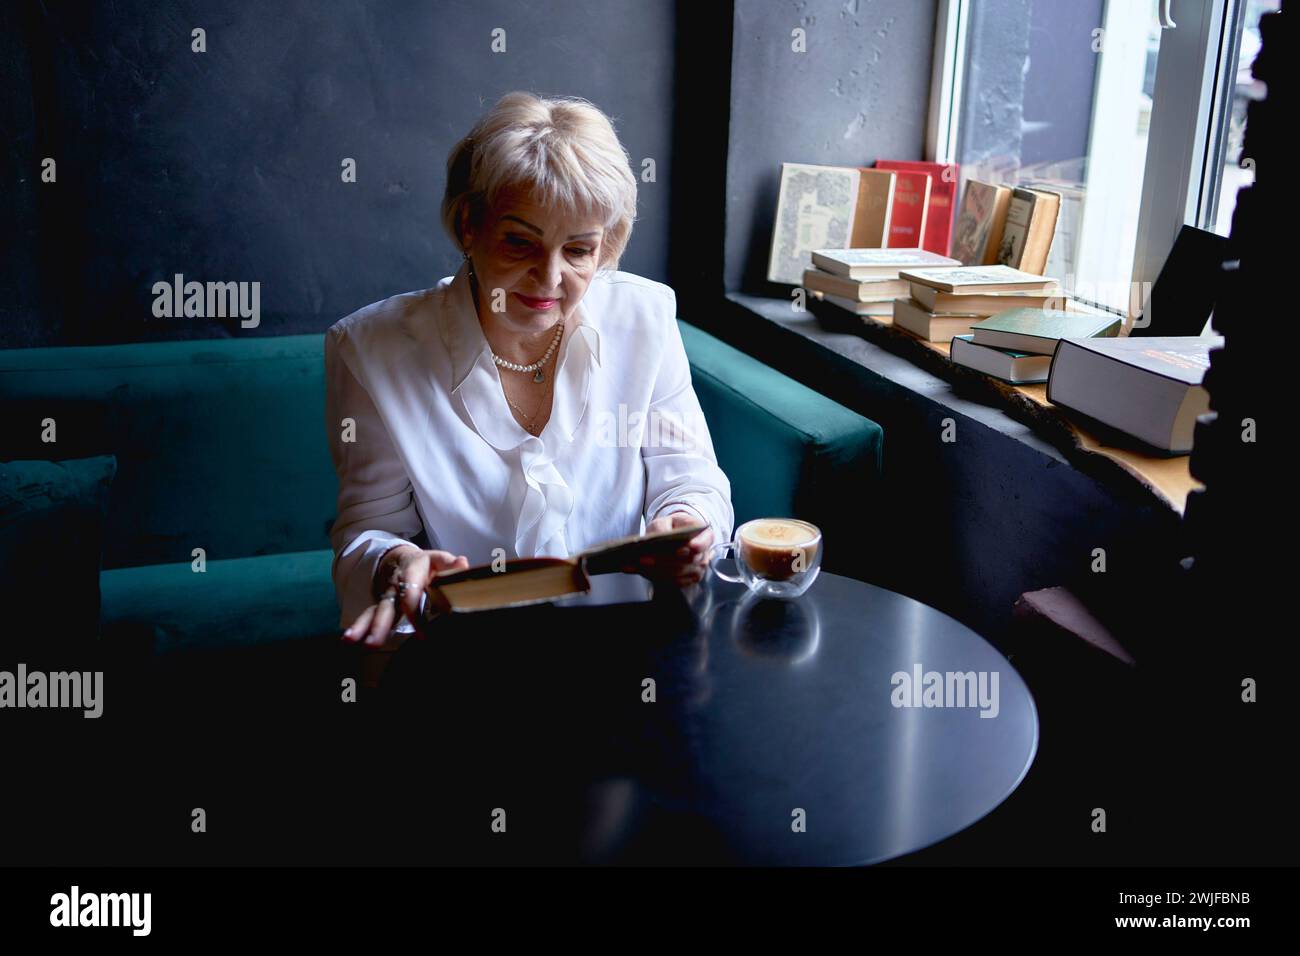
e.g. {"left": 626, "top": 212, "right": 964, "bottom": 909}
{"left": 370, "top": 567, "right": 1039, "bottom": 866}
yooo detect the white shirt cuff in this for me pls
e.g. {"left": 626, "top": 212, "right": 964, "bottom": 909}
{"left": 654, "top": 501, "right": 713, "bottom": 539}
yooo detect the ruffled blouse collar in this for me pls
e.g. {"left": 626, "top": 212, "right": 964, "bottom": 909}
{"left": 433, "top": 259, "right": 603, "bottom": 557}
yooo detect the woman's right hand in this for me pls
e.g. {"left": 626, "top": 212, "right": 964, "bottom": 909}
{"left": 341, "top": 545, "right": 471, "bottom": 648}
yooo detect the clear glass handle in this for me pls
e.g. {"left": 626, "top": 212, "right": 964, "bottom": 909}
{"left": 707, "top": 541, "right": 745, "bottom": 584}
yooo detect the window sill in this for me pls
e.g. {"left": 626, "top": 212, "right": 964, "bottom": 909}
{"left": 718, "top": 292, "right": 1200, "bottom": 516}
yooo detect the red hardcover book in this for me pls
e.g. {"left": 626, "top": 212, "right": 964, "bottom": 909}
{"left": 880, "top": 168, "right": 930, "bottom": 249}
{"left": 875, "top": 160, "right": 960, "bottom": 257}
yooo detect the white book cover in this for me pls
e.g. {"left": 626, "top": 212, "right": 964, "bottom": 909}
{"left": 812, "top": 248, "right": 960, "bottom": 268}
{"left": 899, "top": 264, "right": 1057, "bottom": 290}
{"left": 768, "top": 164, "right": 862, "bottom": 286}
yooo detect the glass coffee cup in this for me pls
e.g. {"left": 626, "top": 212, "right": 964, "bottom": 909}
{"left": 706, "top": 518, "right": 822, "bottom": 598}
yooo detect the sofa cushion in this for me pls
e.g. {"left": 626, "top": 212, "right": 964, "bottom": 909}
{"left": 0, "top": 455, "right": 117, "bottom": 663}
{"left": 0, "top": 335, "right": 337, "bottom": 571}
{"left": 100, "top": 547, "right": 339, "bottom": 654}
{"left": 678, "top": 320, "right": 883, "bottom": 575}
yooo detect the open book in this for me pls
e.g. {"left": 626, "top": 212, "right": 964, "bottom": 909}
{"left": 418, "top": 521, "right": 707, "bottom": 617}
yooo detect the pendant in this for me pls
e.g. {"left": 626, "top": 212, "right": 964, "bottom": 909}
{"left": 533, "top": 369, "right": 546, "bottom": 384}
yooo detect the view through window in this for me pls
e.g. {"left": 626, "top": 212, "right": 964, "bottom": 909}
{"left": 956, "top": 0, "right": 1163, "bottom": 315}
{"left": 1213, "top": 0, "right": 1280, "bottom": 237}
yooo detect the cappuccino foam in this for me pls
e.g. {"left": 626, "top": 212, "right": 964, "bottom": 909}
{"left": 738, "top": 519, "right": 820, "bottom": 581}
{"left": 740, "top": 520, "right": 818, "bottom": 548}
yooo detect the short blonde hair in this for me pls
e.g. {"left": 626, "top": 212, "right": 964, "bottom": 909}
{"left": 441, "top": 92, "right": 639, "bottom": 273}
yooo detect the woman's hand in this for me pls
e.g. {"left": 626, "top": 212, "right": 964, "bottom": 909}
{"left": 342, "top": 545, "right": 471, "bottom": 648}
{"left": 624, "top": 512, "right": 714, "bottom": 588}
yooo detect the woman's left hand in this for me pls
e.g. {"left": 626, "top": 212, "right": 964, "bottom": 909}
{"left": 624, "top": 511, "right": 713, "bottom": 588}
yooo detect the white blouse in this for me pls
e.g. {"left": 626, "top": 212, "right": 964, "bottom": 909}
{"left": 325, "top": 259, "right": 735, "bottom": 631}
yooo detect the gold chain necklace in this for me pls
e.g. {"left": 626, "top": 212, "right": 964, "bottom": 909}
{"left": 504, "top": 372, "right": 555, "bottom": 435}
{"left": 466, "top": 264, "right": 561, "bottom": 435}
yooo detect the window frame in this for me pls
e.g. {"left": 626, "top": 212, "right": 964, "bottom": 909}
{"left": 924, "top": 0, "right": 968, "bottom": 165}
{"left": 926, "top": 0, "right": 1246, "bottom": 311}
{"left": 1131, "top": 0, "right": 1239, "bottom": 289}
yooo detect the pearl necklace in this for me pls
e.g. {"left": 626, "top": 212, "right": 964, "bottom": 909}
{"left": 491, "top": 321, "right": 564, "bottom": 384}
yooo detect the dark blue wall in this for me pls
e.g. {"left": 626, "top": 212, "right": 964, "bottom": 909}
{"left": 1, "top": 0, "right": 677, "bottom": 348}
{"left": 726, "top": 0, "right": 940, "bottom": 296}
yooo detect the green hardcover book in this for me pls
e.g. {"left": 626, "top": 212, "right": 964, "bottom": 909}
{"left": 949, "top": 334, "right": 1052, "bottom": 383}
{"left": 970, "top": 308, "right": 1122, "bottom": 356}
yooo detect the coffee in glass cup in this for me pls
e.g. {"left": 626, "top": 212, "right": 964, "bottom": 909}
{"left": 707, "top": 518, "right": 822, "bottom": 598}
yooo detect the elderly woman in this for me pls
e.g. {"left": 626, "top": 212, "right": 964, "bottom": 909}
{"left": 326, "top": 92, "right": 733, "bottom": 649}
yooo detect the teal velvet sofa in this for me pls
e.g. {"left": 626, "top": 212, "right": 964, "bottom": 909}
{"left": 0, "top": 321, "right": 882, "bottom": 654}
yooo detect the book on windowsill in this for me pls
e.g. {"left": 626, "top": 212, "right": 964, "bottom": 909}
{"left": 908, "top": 286, "right": 1060, "bottom": 314}
{"left": 995, "top": 187, "right": 1061, "bottom": 275}
{"left": 874, "top": 161, "right": 960, "bottom": 256}
{"left": 900, "top": 264, "right": 1060, "bottom": 295}
{"left": 767, "top": 163, "right": 897, "bottom": 284}
{"left": 417, "top": 521, "right": 706, "bottom": 616}
{"left": 879, "top": 166, "right": 931, "bottom": 248}
{"left": 951, "top": 180, "right": 1014, "bottom": 265}
{"left": 810, "top": 247, "right": 962, "bottom": 279}
{"left": 892, "top": 297, "right": 982, "bottom": 342}
{"left": 802, "top": 268, "right": 910, "bottom": 301}
{"left": 901, "top": 264, "right": 1061, "bottom": 314}
{"left": 809, "top": 290, "right": 896, "bottom": 318}
{"left": 949, "top": 334, "right": 1052, "bottom": 383}
{"left": 970, "top": 307, "right": 1123, "bottom": 355}
{"left": 1046, "top": 335, "right": 1222, "bottom": 455}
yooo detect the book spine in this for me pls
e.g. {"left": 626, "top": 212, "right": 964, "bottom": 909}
{"left": 1019, "top": 193, "right": 1060, "bottom": 275}
{"left": 926, "top": 165, "right": 957, "bottom": 257}
{"left": 1044, "top": 337, "right": 1077, "bottom": 404}
{"left": 983, "top": 188, "right": 1014, "bottom": 265}
{"left": 917, "top": 175, "right": 931, "bottom": 252}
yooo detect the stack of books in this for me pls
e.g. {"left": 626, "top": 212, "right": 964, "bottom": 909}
{"left": 891, "top": 264, "right": 1061, "bottom": 343}
{"left": 803, "top": 248, "right": 961, "bottom": 320}
{"left": 950, "top": 307, "right": 1124, "bottom": 384}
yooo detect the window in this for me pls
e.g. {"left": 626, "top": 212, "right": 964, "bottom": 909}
{"left": 939, "top": 0, "right": 1163, "bottom": 314}
{"left": 930, "top": 0, "right": 1266, "bottom": 321}
{"left": 1210, "top": 0, "right": 1279, "bottom": 237}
